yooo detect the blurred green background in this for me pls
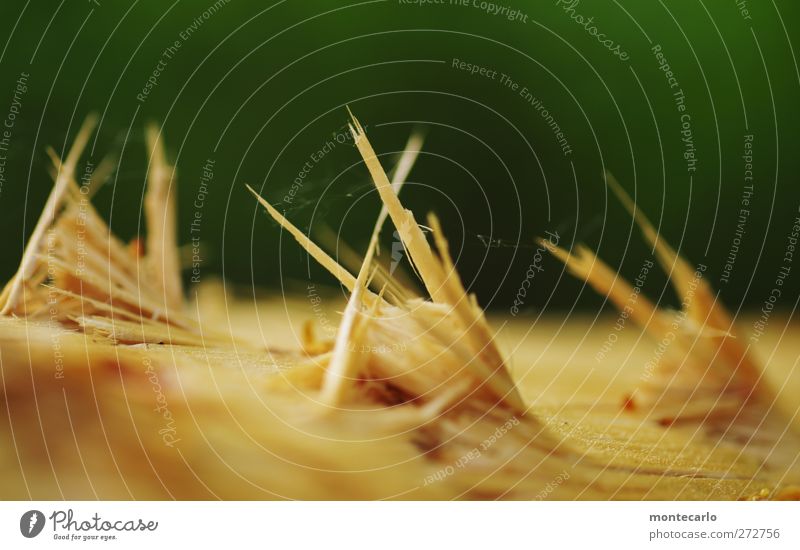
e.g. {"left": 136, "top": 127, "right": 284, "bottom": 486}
{"left": 0, "top": 0, "right": 798, "bottom": 313}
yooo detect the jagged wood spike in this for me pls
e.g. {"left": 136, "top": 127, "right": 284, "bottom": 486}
{"left": 537, "top": 239, "right": 669, "bottom": 335}
{"left": 373, "top": 129, "right": 425, "bottom": 255}
{"left": 379, "top": 130, "right": 425, "bottom": 228}
{"left": 313, "top": 130, "right": 426, "bottom": 303}
{"left": 349, "top": 110, "right": 526, "bottom": 413}
{"left": 319, "top": 233, "right": 378, "bottom": 406}
{"left": 605, "top": 172, "right": 727, "bottom": 330}
{"left": 321, "top": 132, "right": 425, "bottom": 405}
{"left": 0, "top": 114, "right": 98, "bottom": 314}
{"left": 348, "top": 112, "right": 448, "bottom": 303}
{"left": 246, "top": 185, "right": 364, "bottom": 296}
{"left": 428, "top": 213, "right": 525, "bottom": 413}
{"left": 604, "top": 173, "right": 762, "bottom": 391}
{"left": 367, "top": 129, "right": 425, "bottom": 294}
{"left": 541, "top": 177, "right": 770, "bottom": 422}
{"left": 45, "top": 146, "right": 116, "bottom": 201}
{"left": 314, "top": 225, "right": 411, "bottom": 305}
{"left": 145, "top": 123, "right": 183, "bottom": 314}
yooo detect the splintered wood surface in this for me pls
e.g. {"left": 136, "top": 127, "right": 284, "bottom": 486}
{"left": 1, "top": 113, "right": 798, "bottom": 500}
{"left": 187, "top": 288, "right": 800, "bottom": 500}
{"left": 1, "top": 297, "right": 797, "bottom": 500}
{"left": 202, "top": 290, "right": 800, "bottom": 422}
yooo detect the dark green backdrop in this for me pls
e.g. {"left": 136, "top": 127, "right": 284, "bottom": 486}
{"left": 0, "top": 0, "right": 798, "bottom": 313}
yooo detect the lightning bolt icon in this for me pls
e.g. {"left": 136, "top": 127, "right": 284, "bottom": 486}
{"left": 28, "top": 511, "right": 38, "bottom": 534}
{"left": 390, "top": 230, "right": 405, "bottom": 275}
